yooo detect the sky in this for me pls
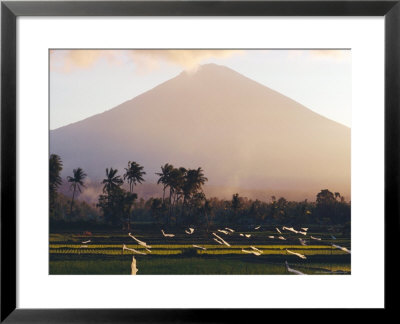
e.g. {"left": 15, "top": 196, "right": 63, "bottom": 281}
{"left": 50, "top": 49, "right": 351, "bottom": 130}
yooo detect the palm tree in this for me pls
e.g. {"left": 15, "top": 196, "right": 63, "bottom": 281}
{"left": 156, "top": 163, "right": 174, "bottom": 202}
{"left": 67, "top": 167, "right": 87, "bottom": 215}
{"left": 102, "top": 168, "right": 123, "bottom": 194}
{"left": 123, "top": 162, "right": 145, "bottom": 230}
{"left": 167, "top": 167, "right": 186, "bottom": 224}
{"left": 183, "top": 167, "right": 208, "bottom": 198}
{"left": 171, "top": 168, "right": 187, "bottom": 202}
{"left": 49, "top": 154, "right": 63, "bottom": 194}
{"left": 181, "top": 167, "right": 208, "bottom": 223}
{"left": 124, "top": 161, "right": 146, "bottom": 193}
{"left": 191, "top": 167, "right": 208, "bottom": 192}
{"left": 49, "top": 154, "right": 63, "bottom": 216}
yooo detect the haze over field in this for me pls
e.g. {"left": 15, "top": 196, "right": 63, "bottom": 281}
{"left": 50, "top": 63, "right": 350, "bottom": 201}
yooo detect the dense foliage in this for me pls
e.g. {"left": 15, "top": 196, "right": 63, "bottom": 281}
{"left": 49, "top": 156, "right": 350, "bottom": 230}
{"left": 49, "top": 154, "right": 63, "bottom": 219}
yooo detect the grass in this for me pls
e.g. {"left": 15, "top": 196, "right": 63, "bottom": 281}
{"left": 49, "top": 230, "right": 351, "bottom": 275}
{"left": 49, "top": 255, "right": 351, "bottom": 275}
{"left": 50, "top": 243, "right": 342, "bottom": 249}
{"left": 49, "top": 243, "right": 349, "bottom": 257}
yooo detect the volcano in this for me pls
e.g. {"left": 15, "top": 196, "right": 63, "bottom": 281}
{"left": 50, "top": 63, "right": 350, "bottom": 200}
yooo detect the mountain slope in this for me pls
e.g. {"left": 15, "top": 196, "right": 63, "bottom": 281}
{"left": 50, "top": 63, "right": 350, "bottom": 199}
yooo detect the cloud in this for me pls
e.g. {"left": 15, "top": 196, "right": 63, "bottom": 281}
{"left": 50, "top": 50, "right": 121, "bottom": 73}
{"left": 130, "top": 50, "right": 243, "bottom": 72}
{"left": 50, "top": 49, "right": 243, "bottom": 73}
{"left": 309, "top": 50, "right": 351, "bottom": 60}
{"left": 286, "top": 49, "right": 350, "bottom": 61}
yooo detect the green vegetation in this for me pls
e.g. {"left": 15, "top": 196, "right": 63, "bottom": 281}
{"left": 97, "top": 167, "right": 137, "bottom": 228}
{"left": 49, "top": 155, "right": 351, "bottom": 275}
{"left": 67, "top": 167, "right": 87, "bottom": 215}
{"left": 49, "top": 154, "right": 63, "bottom": 219}
{"left": 49, "top": 230, "right": 350, "bottom": 275}
{"left": 50, "top": 244, "right": 349, "bottom": 256}
{"left": 49, "top": 255, "right": 350, "bottom": 275}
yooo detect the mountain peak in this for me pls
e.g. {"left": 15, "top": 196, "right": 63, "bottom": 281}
{"left": 172, "top": 62, "right": 263, "bottom": 94}
{"left": 180, "top": 63, "right": 239, "bottom": 78}
{"left": 50, "top": 63, "right": 350, "bottom": 200}
{"left": 198, "top": 63, "right": 230, "bottom": 70}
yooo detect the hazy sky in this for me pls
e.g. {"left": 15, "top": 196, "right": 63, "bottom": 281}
{"left": 50, "top": 49, "right": 351, "bottom": 130}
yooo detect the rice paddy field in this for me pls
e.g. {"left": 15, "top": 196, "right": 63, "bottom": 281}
{"left": 49, "top": 227, "right": 351, "bottom": 275}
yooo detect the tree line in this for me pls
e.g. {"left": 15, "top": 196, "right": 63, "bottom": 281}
{"left": 49, "top": 154, "right": 350, "bottom": 230}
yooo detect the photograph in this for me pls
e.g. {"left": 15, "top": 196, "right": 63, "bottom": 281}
{"left": 49, "top": 49, "right": 351, "bottom": 275}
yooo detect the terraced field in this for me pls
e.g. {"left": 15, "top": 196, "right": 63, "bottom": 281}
{"left": 49, "top": 227, "right": 351, "bottom": 275}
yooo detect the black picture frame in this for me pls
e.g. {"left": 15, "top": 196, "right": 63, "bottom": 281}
{"left": 1, "top": 0, "right": 398, "bottom": 322}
